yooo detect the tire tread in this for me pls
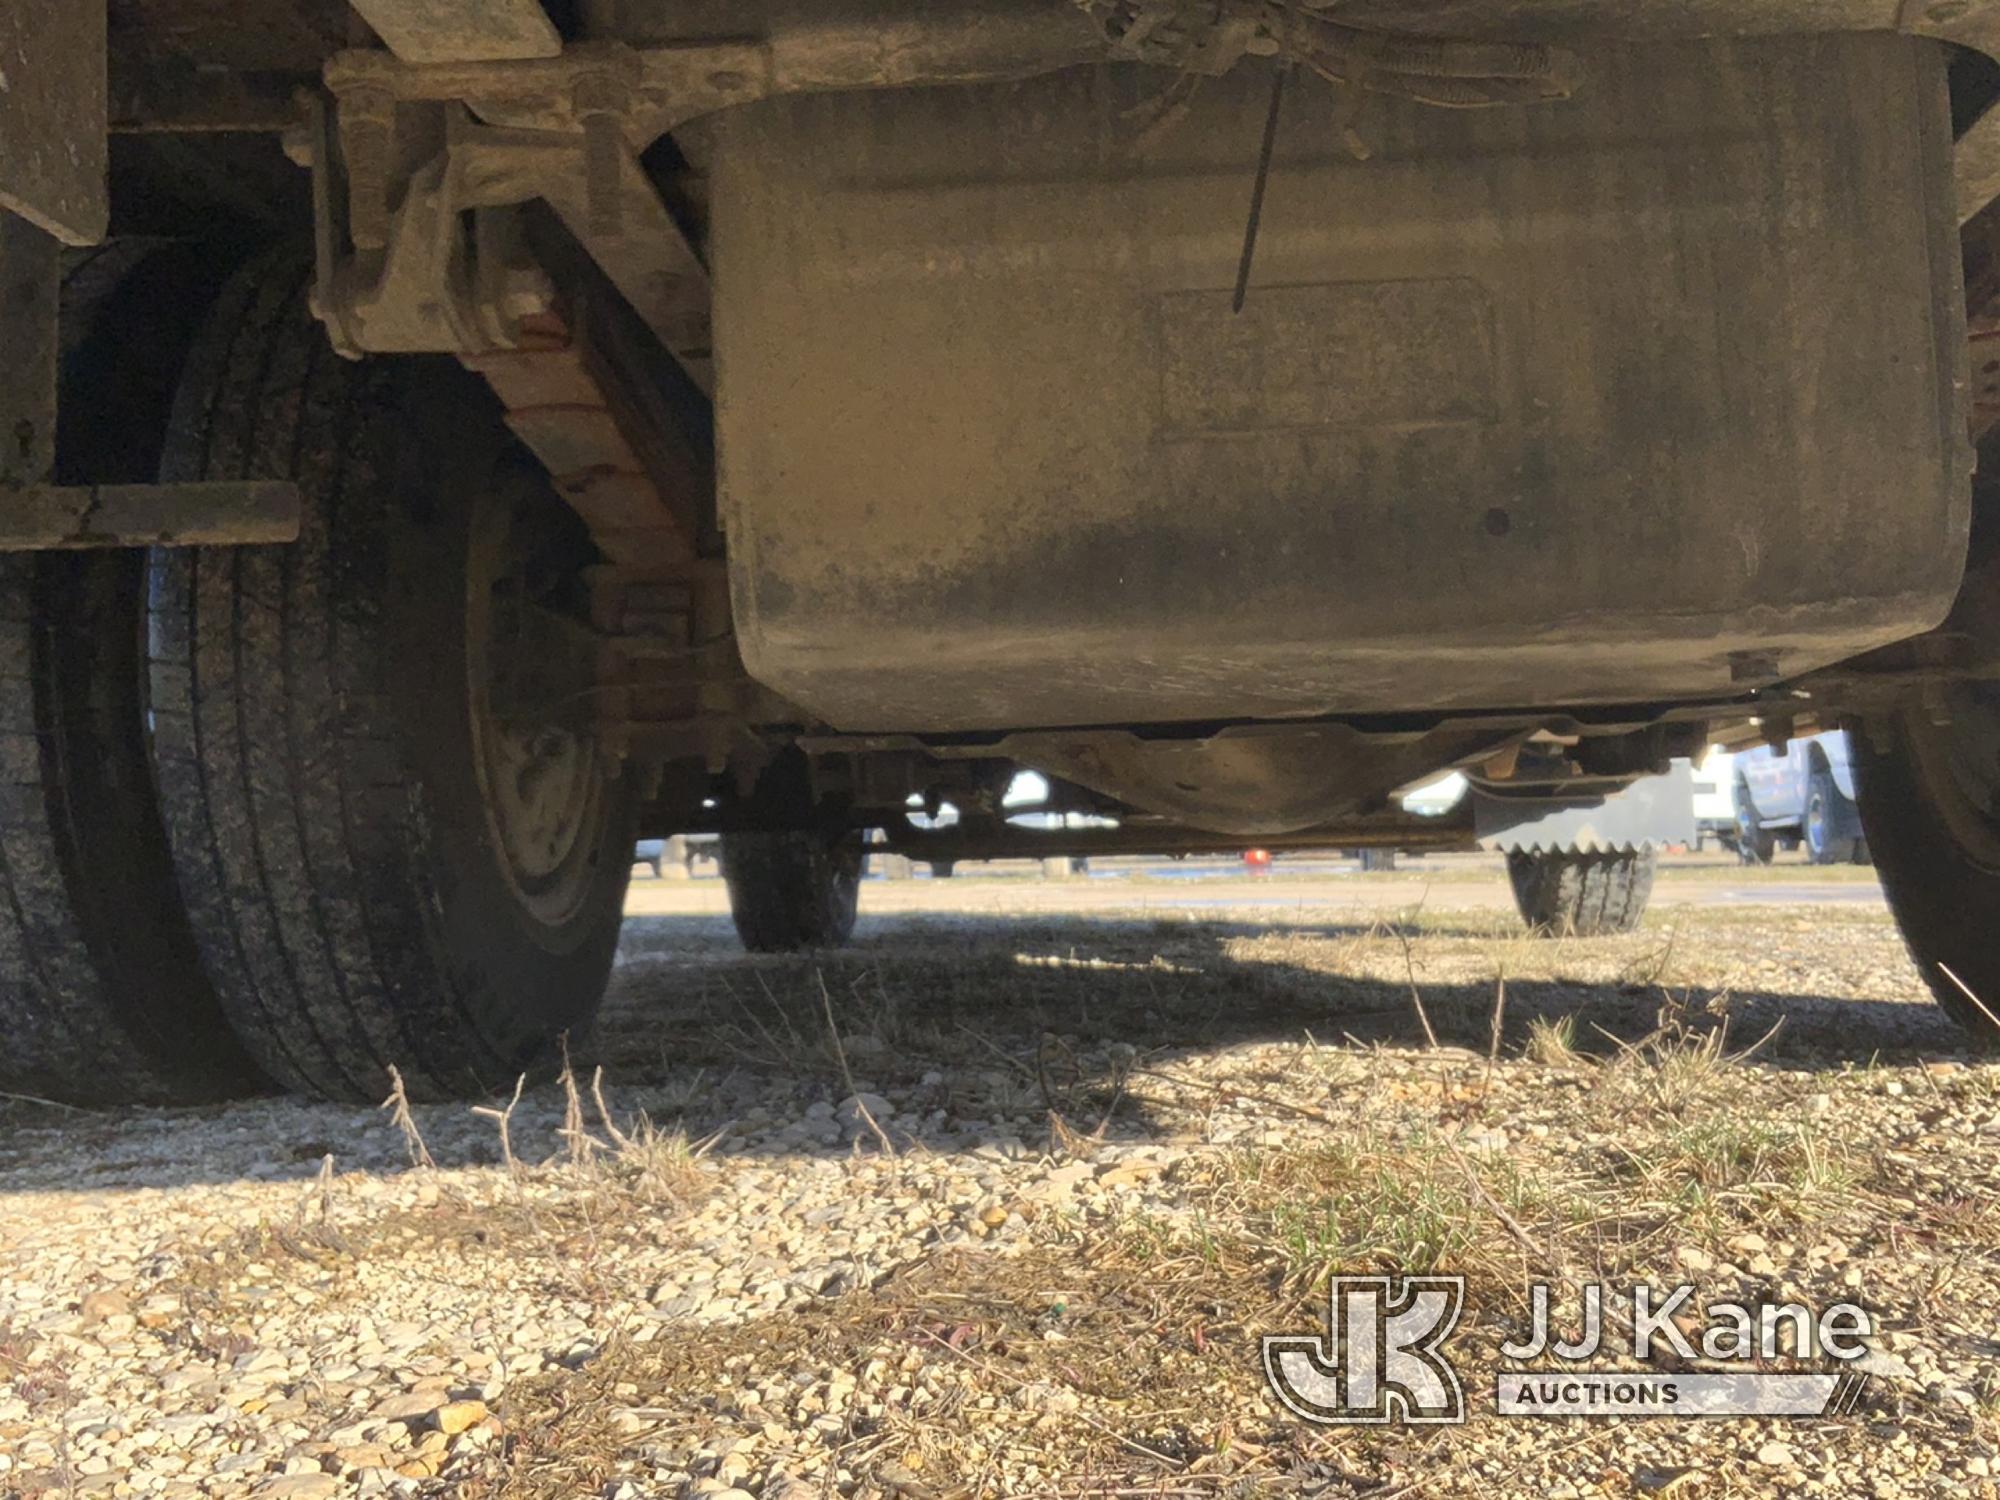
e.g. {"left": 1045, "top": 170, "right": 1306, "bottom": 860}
{"left": 720, "top": 832, "right": 865, "bottom": 952}
{"left": 149, "top": 248, "right": 632, "bottom": 1101}
{"left": 0, "top": 247, "right": 266, "bottom": 1104}
{"left": 1507, "top": 846, "right": 1657, "bottom": 937}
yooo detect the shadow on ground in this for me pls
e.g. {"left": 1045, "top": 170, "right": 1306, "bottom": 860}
{"left": 0, "top": 903, "right": 1958, "bottom": 1191}
{"left": 592, "top": 906, "right": 1959, "bottom": 1090}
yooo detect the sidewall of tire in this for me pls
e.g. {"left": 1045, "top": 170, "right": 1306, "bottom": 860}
{"left": 1804, "top": 768, "right": 1856, "bottom": 865}
{"left": 385, "top": 378, "right": 637, "bottom": 1077}
{"left": 0, "top": 241, "right": 269, "bottom": 1105}
{"left": 1853, "top": 713, "right": 2000, "bottom": 1045}
{"left": 28, "top": 550, "right": 268, "bottom": 1097}
{"left": 150, "top": 252, "right": 634, "bottom": 1098}
{"left": 1735, "top": 780, "right": 1775, "bottom": 865}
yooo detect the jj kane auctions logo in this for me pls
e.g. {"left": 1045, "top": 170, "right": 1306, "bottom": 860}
{"left": 1264, "top": 1276, "right": 1875, "bottom": 1424}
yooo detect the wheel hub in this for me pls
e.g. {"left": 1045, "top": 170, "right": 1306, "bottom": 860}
{"left": 465, "top": 476, "right": 609, "bottom": 926}
{"left": 484, "top": 722, "right": 597, "bottom": 882}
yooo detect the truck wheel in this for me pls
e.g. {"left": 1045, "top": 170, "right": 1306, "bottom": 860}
{"left": 1803, "top": 767, "right": 1858, "bottom": 865}
{"left": 1853, "top": 695, "right": 2000, "bottom": 1047}
{"left": 147, "top": 250, "right": 635, "bottom": 1101}
{"left": 1506, "top": 846, "right": 1657, "bottom": 936}
{"left": 0, "top": 243, "right": 267, "bottom": 1106}
{"left": 1734, "top": 779, "right": 1777, "bottom": 865}
{"left": 720, "top": 831, "right": 865, "bottom": 951}
{"left": 1, "top": 557, "right": 274, "bottom": 1105}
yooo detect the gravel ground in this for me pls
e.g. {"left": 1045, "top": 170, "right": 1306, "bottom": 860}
{"left": 3, "top": 877, "right": 1997, "bottom": 1499}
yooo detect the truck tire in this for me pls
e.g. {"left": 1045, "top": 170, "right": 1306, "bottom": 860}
{"left": 720, "top": 831, "right": 864, "bottom": 951}
{"left": 1506, "top": 846, "right": 1657, "bottom": 936}
{"left": 0, "top": 242, "right": 267, "bottom": 1106}
{"left": 1853, "top": 696, "right": 2000, "bottom": 1048}
{"left": 1803, "top": 766, "right": 1859, "bottom": 865}
{"left": 1734, "top": 778, "right": 1777, "bottom": 865}
{"left": 148, "top": 250, "right": 636, "bottom": 1101}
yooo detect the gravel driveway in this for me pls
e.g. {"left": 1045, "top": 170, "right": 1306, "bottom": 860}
{"left": 2, "top": 874, "right": 1995, "bottom": 1498}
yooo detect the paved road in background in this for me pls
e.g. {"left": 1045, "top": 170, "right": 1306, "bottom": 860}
{"left": 626, "top": 852, "right": 1889, "bottom": 918}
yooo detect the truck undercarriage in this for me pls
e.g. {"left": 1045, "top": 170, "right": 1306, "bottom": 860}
{"left": 4, "top": 0, "right": 2000, "bottom": 1100}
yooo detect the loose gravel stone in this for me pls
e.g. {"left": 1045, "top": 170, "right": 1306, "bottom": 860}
{"left": 0, "top": 873, "right": 1992, "bottom": 1496}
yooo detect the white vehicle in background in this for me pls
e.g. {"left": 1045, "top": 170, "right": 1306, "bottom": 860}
{"left": 1691, "top": 747, "right": 1740, "bottom": 852}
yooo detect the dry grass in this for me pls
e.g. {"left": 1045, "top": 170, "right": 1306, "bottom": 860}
{"left": 1523, "top": 1012, "right": 1579, "bottom": 1067}
{"left": 455, "top": 1007, "right": 1931, "bottom": 1496}
{"left": 148, "top": 1056, "right": 719, "bottom": 1359}
{"left": 44, "top": 886, "right": 1992, "bottom": 1499}
{"left": 474, "top": 1245, "right": 1297, "bottom": 1499}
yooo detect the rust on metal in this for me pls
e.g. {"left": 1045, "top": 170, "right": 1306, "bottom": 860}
{"left": 462, "top": 337, "right": 698, "bottom": 567}
{"left": 347, "top": 0, "right": 561, "bottom": 65}
{"left": 0, "top": 0, "right": 107, "bottom": 243}
{"left": 0, "top": 481, "right": 302, "bottom": 549}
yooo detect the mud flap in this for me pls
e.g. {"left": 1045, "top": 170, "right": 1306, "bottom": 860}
{"left": 1473, "top": 762, "right": 1697, "bottom": 853}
